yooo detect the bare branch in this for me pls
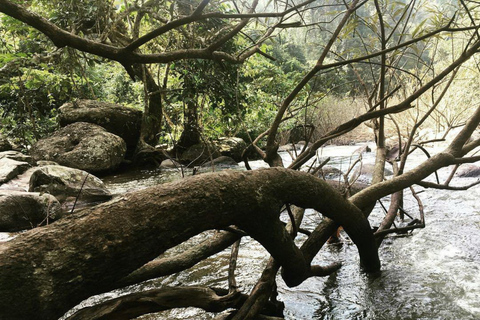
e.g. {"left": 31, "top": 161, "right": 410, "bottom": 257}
{"left": 265, "top": 0, "right": 364, "bottom": 166}
{"left": 289, "top": 102, "right": 415, "bottom": 170}
{"left": 417, "top": 180, "right": 480, "bottom": 190}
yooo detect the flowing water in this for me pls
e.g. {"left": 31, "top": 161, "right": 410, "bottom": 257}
{"left": 18, "top": 143, "right": 480, "bottom": 319}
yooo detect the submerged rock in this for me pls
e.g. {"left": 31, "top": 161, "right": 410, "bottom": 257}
{"left": 30, "top": 122, "right": 126, "bottom": 173}
{"left": 456, "top": 164, "right": 480, "bottom": 177}
{"left": 28, "top": 165, "right": 112, "bottom": 204}
{"left": 287, "top": 124, "right": 315, "bottom": 144}
{"left": 353, "top": 163, "right": 393, "bottom": 180}
{"left": 0, "top": 191, "right": 61, "bottom": 232}
{"left": 58, "top": 100, "right": 142, "bottom": 152}
{"left": 200, "top": 156, "right": 238, "bottom": 168}
{"left": 160, "top": 159, "right": 181, "bottom": 169}
{"left": 317, "top": 166, "right": 344, "bottom": 179}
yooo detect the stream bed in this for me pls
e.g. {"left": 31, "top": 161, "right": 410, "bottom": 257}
{"left": 61, "top": 143, "right": 480, "bottom": 319}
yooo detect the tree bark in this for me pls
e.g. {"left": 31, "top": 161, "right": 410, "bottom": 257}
{"left": 136, "top": 65, "right": 163, "bottom": 147}
{"left": 0, "top": 168, "right": 379, "bottom": 320}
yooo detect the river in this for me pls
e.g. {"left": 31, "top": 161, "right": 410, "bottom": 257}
{"left": 61, "top": 143, "right": 479, "bottom": 319}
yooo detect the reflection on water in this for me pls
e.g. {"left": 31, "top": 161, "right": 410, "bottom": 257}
{"left": 68, "top": 144, "right": 480, "bottom": 319}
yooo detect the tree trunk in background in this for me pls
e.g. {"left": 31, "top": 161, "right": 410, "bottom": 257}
{"left": 176, "top": 97, "right": 201, "bottom": 153}
{"left": 108, "top": 29, "right": 163, "bottom": 157}
{"left": 138, "top": 65, "right": 163, "bottom": 147}
{"left": 131, "top": 65, "right": 164, "bottom": 164}
{"left": 174, "top": 0, "right": 202, "bottom": 154}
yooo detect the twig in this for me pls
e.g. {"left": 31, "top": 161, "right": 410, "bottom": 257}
{"left": 70, "top": 173, "right": 89, "bottom": 214}
{"left": 311, "top": 157, "right": 331, "bottom": 176}
{"left": 228, "top": 240, "right": 241, "bottom": 294}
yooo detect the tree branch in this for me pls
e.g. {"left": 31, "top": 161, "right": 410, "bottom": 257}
{"left": 116, "top": 231, "right": 240, "bottom": 289}
{"left": 417, "top": 180, "right": 480, "bottom": 190}
{"left": 67, "top": 286, "right": 246, "bottom": 320}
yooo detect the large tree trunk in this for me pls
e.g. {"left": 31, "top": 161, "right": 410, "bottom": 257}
{"left": 0, "top": 168, "right": 380, "bottom": 320}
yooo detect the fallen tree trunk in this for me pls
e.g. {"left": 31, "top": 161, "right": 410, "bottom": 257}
{"left": 0, "top": 167, "right": 380, "bottom": 320}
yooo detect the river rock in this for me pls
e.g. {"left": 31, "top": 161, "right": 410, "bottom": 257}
{"left": 317, "top": 166, "right": 343, "bottom": 179}
{"left": 353, "top": 163, "right": 393, "bottom": 181}
{"left": 200, "top": 156, "right": 238, "bottom": 168}
{"left": 456, "top": 164, "right": 480, "bottom": 177}
{"left": 160, "top": 159, "right": 181, "bottom": 169}
{"left": 178, "top": 138, "right": 247, "bottom": 166}
{"left": 0, "top": 134, "right": 12, "bottom": 152}
{"left": 28, "top": 165, "right": 112, "bottom": 203}
{"left": 0, "top": 191, "right": 62, "bottom": 232}
{"left": 0, "top": 156, "right": 30, "bottom": 184}
{"left": 30, "top": 122, "right": 127, "bottom": 173}
{"left": 0, "top": 150, "right": 33, "bottom": 164}
{"left": 353, "top": 144, "right": 372, "bottom": 154}
{"left": 215, "top": 137, "right": 247, "bottom": 162}
{"left": 58, "top": 100, "right": 142, "bottom": 152}
{"left": 179, "top": 143, "right": 222, "bottom": 166}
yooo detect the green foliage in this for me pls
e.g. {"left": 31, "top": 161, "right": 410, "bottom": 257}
{"left": 0, "top": 64, "right": 71, "bottom": 146}
{"left": 83, "top": 62, "right": 145, "bottom": 108}
{"left": 1, "top": 0, "right": 480, "bottom": 151}
{"left": 238, "top": 42, "right": 311, "bottom": 140}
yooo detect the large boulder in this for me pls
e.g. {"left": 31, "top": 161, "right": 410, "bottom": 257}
{"left": 58, "top": 100, "right": 142, "bottom": 151}
{"left": 0, "top": 134, "right": 12, "bottom": 152}
{"left": 30, "top": 122, "right": 127, "bottom": 173}
{"left": 0, "top": 191, "right": 62, "bottom": 232}
{"left": 28, "top": 165, "right": 112, "bottom": 204}
{"left": 0, "top": 151, "right": 31, "bottom": 184}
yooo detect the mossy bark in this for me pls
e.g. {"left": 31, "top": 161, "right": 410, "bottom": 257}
{"left": 0, "top": 168, "right": 379, "bottom": 320}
